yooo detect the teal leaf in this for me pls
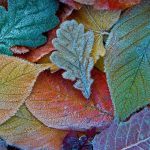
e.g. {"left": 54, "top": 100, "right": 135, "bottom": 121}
{"left": 50, "top": 20, "right": 94, "bottom": 99}
{"left": 104, "top": 0, "right": 150, "bottom": 121}
{"left": 0, "top": 0, "right": 59, "bottom": 56}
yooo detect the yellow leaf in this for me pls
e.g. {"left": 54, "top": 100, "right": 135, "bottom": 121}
{"left": 0, "top": 105, "right": 67, "bottom": 149}
{"left": 70, "top": 6, "right": 121, "bottom": 63}
{"left": 37, "top": 54, "right": 59, "bottom": 73}
{"left": 95, "top": 57, "right": 104, "bottom": 72}
{"left": 0, "top": 55, "right": 49, "bottom": 125}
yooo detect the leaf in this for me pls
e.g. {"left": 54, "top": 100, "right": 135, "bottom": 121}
{"left": 57, "top": 3, "right": 74, "bottom": 22}
{"left": 0, "top": 105, "right": 68, "bottom": 150}
{"left": 93, "top": 108, "right": 150, "bottom": 150}
{"left": 11, "top": 46, "right": 30, "bottom": 54}
{"left": 50, "top": 20, "right": 94, "bottom": 99}
{"left": 0, "top": 138, "right": 21, "bottom": 150}
{"left": 62, "top": 131, "right": 93, "bottom": 150}
{"left": 70, "top": 6, "right": 121, "bottom": 62}
{"left": 104, "top": 0, "right": 150, "bottom": 120}
{"left": 0, "top": 0, "right": 59, "bottom": 55}
{"left": 25, "top": 69, "right": 114, "bottom": 131}
{"left": 59, "top": 0, "right": 82, "bottom": 10}
{"left": 0, "top": 139, "right": 7, "bottom": 150}
{"left": 95, "top": 57, "right": 104, "bottom": 72}
{"left": 73, "top": 0, "right": 141, "bottom": 10}
{"left": 15, "top": 29, "right": 57, "bottom": 63}
{"left": 37, "top": 54, "right": 60, "bottom": 73}
{"left": 0, "top": 55, "right": 49, "bottom": 125}
{"left": 0, "top": 0, "right": 7, "bottom": 8}
{"left": 14, "top": 4, "right": 73, "bottom": 62}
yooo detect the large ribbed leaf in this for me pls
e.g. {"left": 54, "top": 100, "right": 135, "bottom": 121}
{"left": 0, "top": 55, "right": 49, "bottom": 125}
{"left": 105, "top": 0, "right": 150, "bottom": 120}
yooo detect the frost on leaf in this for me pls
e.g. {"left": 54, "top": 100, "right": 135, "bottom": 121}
{"left": 93, "top": 108, "right": 150, "bottom": 150}
{"left": 0, "top": 0, "right": 59, "bottom": 55}
{"left": 50, "top": 20, "right": 94, "bottom": 99}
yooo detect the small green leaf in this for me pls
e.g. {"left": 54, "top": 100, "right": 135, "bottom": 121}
{"left": 105, "top": 0, "right": 150, "bottom": 120}
{"left": 50, "top": 20, "right": 94, "bottom": 99}
{"left": 0, "top": 0, "right": 59, "bottom": 55}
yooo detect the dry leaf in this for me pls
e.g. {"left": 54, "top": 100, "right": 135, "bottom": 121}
{"left": 26, "top": 69, "right": 113, "bottom": 131}
{"left": 0, "top": 55, "right": 49, "bottom": 125}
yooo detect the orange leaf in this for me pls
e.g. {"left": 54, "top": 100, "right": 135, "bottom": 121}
{"left": 14, "top": 29, "right": 56, "bottom": 63}
{"left": 0, "top": 105, "right": 67, "bottom": 150}
{"left": 25, "top": 68, "right": 114, "bottom": 131}
{"left": 94, "top": 0, "right": 141, "bottom": 10}
{"left": 64, "top": 0, "right": 140, "bottom": 10}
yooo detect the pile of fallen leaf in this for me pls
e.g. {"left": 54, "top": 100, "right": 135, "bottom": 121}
{"left": 0, "top": 0, "right": 149, "bottom": 150}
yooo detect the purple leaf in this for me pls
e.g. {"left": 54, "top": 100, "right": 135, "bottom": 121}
{"left": 93, "top": 108, "right": 150, "bottom": 150}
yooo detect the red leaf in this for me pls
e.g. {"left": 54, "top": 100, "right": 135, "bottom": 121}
{"left": 59, "top": 0, "right": 81, "bottom": 10}
{"left": 25, "top": 68, "right": 114, "bottom": 131}
{"left": 15, "top": 29, "right": 56, "bottom": 62}
{"left": 94, "top": 0, "right": 141, "bottom": 10}
{"left": 63, "top": 0, "right": 141, "bottom": 10}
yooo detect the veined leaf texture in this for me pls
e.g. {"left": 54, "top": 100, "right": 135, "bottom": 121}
{"left": 50, "top": 20, "right": 94, "bottom": 99}
{"left": 0, "top": 0, "right": 59, "bottom": 55}
{"left": 105, "top": 0, "right": 150, "bottom": 120}
{"left": 93, "top": 108, "right": 150, "bottom": 150}
{"left": 0, "top": 0, "right": 149, "bottom": 149}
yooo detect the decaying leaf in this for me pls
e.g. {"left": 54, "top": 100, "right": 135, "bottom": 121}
{"left": 25, "top": 69, "right": 113, "bottom": 131}
{"left": 0, "top": 55, "right": 49, "bottom": 125}
{"left": 104, "top": 0, "right": 150, "bottom": 120}
{"left": 70, "top": 6, "right": 121, "bottom": 62}
{"left": 93, "top": 108, "right": 150, "bottom": 150}
{"left": 0, "top": 0, "right": 59, "bottom": 55}
{"left": 73, "top": 0, "right": 141, "bottom": 10}
{"left": 50, "top": 20, "right": 94, "bottom": 99}
{"left": 0, "top": 105, "right": 68, "bottom": 150}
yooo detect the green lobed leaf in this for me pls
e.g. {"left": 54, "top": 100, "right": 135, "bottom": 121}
{"left": 104, "top": 0, "right": 150, "bottom": 120}
{"left": 0, "top": 0, "right": 59, "bottom": 55}
{"left": 50, "top": 20, "right": 94, "bottom": 99}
